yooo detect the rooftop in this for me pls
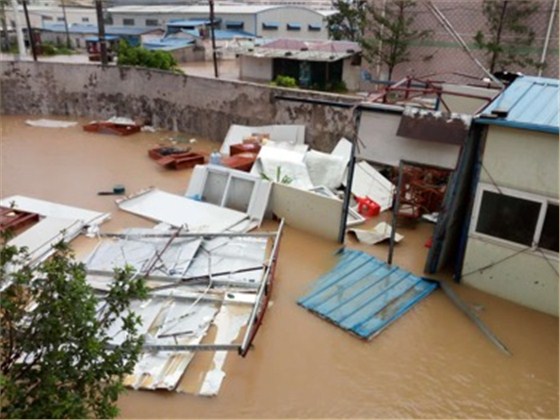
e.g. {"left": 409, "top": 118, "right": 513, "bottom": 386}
{"left": 241, "top": 39, "right": 360, "bottom": 62}
{"left": 41, "top": 23, "right": 163, "bottom": 36}
{"left": 476, "top": 76, "right": 559, "bottom": 134}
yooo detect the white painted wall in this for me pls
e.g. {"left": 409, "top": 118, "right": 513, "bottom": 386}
{"left": 7, "top": 6, "right": 96, "bottom": 28}
{"left": 256, "top": 7, "right": 327, "bottom": 39}
{"left": 342, "top": 57, "right": 360, "bottom": 91}
{"left": 357, "top": 108, "right": 462, "bottom": 169}
{"left": 239, "top": 55, "right": 272, "bottom": 82}
{"left": 462, "top": 238, "right": 558, "bottom": 316}
{"left": 440, "top": 83, "right": 500, "bottom": 114}
{"left": 479, "top": 126, "right": 559, "bottom": 197}
{"left": 462, "top": 125, "right": 559, "bottom": 316}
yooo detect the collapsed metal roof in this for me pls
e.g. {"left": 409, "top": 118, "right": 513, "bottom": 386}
{"left": 298, "top": 250, "right": 438, "bottom": 339}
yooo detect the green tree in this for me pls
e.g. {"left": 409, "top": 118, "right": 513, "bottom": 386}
{"left": 361, "top": 0, "right": 432, "bottom": 81}
{"left": 117, "top": 39, "right": 181, "bottom": 72}
{"left": 0, "top": 238, "right": 147, "bottom": 419}
{"left": 474, "top": 0, "right": 540, "bottom": 73}
{"left": 326, "top": 0, "right": 366, "bottom": 42}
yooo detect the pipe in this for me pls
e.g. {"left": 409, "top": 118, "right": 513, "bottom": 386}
{"left": 22, "top": 0, "right": 36, "bottom": 61}
{"left": 538, "top": 0, "right": 558, "bottom": 76}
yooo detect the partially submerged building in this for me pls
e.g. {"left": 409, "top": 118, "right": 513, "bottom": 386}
{"left": 426, "top": 76, "right": 559, "bottom": 316}
{"left": 239, "top": 39, "right": 362, "bottom": 91}
{"left": 40, "top": 23, "right": 163, "bottom": 49}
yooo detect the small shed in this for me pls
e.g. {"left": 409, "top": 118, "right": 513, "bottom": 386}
{"left": 428, "top": 76, "right": 559, "bottom": 316}
{"left": 238, "top": 39, "right": 361, "bottom": 91}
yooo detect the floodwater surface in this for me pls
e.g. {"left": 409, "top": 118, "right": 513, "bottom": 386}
{"left": 1, "top": 115, "right": 558, "bottom": 418}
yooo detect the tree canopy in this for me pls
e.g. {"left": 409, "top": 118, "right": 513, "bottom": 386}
{"left": 326, "top": 0, "right": 366, "bottom": 42}
{"left": 0, "top": 238, "right": 147, "bottom": 419}
{"left": 361, "top": 0, "right": 431, "bottom": 81}
{"left": 474, "top": 0, "right": 540, "bottom": 73}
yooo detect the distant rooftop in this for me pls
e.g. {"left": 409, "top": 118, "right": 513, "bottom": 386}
{"left": 476, "top": 76, "right": 559, "bottom": 134}
{"left": 241, "top": 39, "right": 360, "bottom": 62}
{"left": 107, "top": 4, "right": 331, "bottom": 15}
{"left": 41, "top": 23, "right": 163, "bottom": 35}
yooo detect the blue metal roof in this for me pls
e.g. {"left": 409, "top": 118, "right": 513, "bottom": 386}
{"left": 143, "top": 37, "right": 194, "bottom": 50}
{"left": 476, "top": 76, "right": 559, "bottom": 134}
{"left": 213, "top": 29, "right": 255, "bottom": 40}
{"left": 41, "top": 23, "right": 161, "bottom": 36}
{"left": 298, "top": 250, "right": 438, "bottom": 340}
{"left": 85, "top": 35, "right": 119, "bottom": 42}
{"left": 167, "top": 19, "right": 218, "bottom": 27}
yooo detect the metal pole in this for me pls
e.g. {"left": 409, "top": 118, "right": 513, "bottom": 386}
{"left": 209, "top": 0, "right": 218, "bottom": 78}
{"left": 22, "top": 0, "right": 36, "bottom": 61}
{"left": 60, "top": 0, "right": 71, "bottom": 49}
{"left": 538, "top": 0, "right": 558, "bottom": 76}
{"left": 338, "top": 107, "right": 361, "bottom": 243}
{"left": 9, "top": 0, "right": 26, "bottom": 59}
{"left": 387, "top": 160, "right": 404, "bottom": 266}
{"left": 94, "top": 0, "right": 108, "bottom": 66}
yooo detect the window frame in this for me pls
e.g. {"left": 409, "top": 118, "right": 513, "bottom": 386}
{"left": 123, "top": 18, "right": 135, "bottom": 26}
{"left": 470, "top": 182, "right": 558, "bottom": 257}
{"left": 145, "top": 19, "right": 158, "bottom": 26}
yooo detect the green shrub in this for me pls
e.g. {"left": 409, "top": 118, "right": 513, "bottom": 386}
{"left": 270, "top": 75, "right": 298, "bottom": 88}
{"left": 117, "top": 40, "right": 180, "bottom": 72}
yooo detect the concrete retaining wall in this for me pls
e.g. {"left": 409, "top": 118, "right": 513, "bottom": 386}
{"left": 0, "top": 62, "right": 357, "bottom": 151}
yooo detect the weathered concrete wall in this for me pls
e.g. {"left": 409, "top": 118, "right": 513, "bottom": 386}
{"left": 0, "top": 62, "right": 357, "bottom": 151}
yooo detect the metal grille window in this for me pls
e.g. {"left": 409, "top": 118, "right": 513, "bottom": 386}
{"left": 146, "top": 19, "right": 158, "bottom": 26}
{"left": 123, "top": 18, "right": 135, "bottom": 26}
{"left": 472, "top": 183, "right": 559, "bottom": 254}
{"left": 82, "top": 17, "right": 89, "bottom": 22}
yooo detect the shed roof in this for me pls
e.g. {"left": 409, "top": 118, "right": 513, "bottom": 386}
{"left": 241, "top": 38, "right": 360, "bottom": 62}
{"left": 476, "top": 76, "right": 559, "bottom": 134}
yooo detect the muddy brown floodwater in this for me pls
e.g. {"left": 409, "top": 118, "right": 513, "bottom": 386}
{"left": 1, "top": 115, "right": 558, "bottom": 419}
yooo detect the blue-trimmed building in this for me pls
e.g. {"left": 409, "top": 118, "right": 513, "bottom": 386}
{"left": 106, "top": 5, "right": 333, "bottom": 41}
{"left": 427, "top": 76, "right": 559, "bottom": 316}
{"left": 40, "top": 23, "right": 163, "bottom": 49}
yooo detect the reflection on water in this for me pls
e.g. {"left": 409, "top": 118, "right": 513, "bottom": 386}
{"left": 1, "top": 115, "right": 558, "bottom": 418}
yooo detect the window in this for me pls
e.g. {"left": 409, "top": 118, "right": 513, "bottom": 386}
{"left": 225, "top": 21, "right": 244, "bottom": 30}
{"left": 104, "top": 14, "right": 113, "bottom": 25}
{"left": 472, "top": 183, "right": 559, "bottom": 253}
{"left": 82, "top": 17, "right": 89, "bottom": 22}
{"left": 262, "top": 22, "right": 278, "bottom": 30}
{"left": 308, "top": 24, "right": 321, "bottom": 31}
{"left": 146, "top": 19, "right": 158, "bottom": 26}
{"left": 42, "top": 16, "right": 53, "bottom": 21}
{"left": 123, "top": 18, "right": 135, "bottom": 26}
{"left": 57, "top": 17, "right": 64, "bottom": 22}
{"left": 287, "top": 23, "right": 301, "bottom": 31}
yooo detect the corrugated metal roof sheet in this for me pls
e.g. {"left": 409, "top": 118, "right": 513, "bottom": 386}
{"left": 298, "top": 250, "right": 438, "bottom": 339}
{"left": 476, "top": 76, "right": 559, "bottom": 134}
{"left": 41, "top": 23, "right": 162, "bottom": 36}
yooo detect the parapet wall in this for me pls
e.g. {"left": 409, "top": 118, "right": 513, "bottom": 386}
{"left": 0, "top": 62, "right": 357, "bottom": 151}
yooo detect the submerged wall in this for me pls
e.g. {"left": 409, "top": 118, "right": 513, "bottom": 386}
{"left": 0, "top": 62, "right": 357, "bottom": 151}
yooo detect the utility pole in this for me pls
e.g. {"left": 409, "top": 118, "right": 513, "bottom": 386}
{"left": 94, "top": 0, "right": 108, "bottom": 66}
{"left": 60, "top": 0, "right": 71, "bottom": 49}
{"left": 9, "top": 0, "right": 26, "bottom": 59}
{"left": 209, "top": 0, "right": 218, "bottom": 78}
{"left": 22, "top": 0, "right": 36, "bottom": 60}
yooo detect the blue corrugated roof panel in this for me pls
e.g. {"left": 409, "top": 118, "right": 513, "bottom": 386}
{"left": 476, "top": 76, "right": 559, "bottom": 134}
{"left": 41, "top": 23, "right": 160, "bottom": 36}
{"left": 298, "top": 250, "right": 438, "bottom": 340}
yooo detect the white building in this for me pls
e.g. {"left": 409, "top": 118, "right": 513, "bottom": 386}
{"left": 4, "top": 5, "right": 97, "bottom": 29}
{"left": 460, "top": 76, "right": 559, "bottom": 316}
{"left": 106, "top": 5, "right": 334, "bottom": 40}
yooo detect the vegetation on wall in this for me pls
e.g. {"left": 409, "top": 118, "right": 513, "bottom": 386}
{"left": 117, "top": 40, "right": 182, "bottom": 72}
{"left": 0, "top": 236, "right": 147, "bottom": 419}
